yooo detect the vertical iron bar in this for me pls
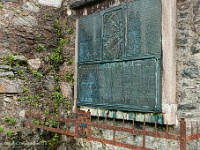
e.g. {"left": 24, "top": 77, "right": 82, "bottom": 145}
{"left": 122, "top": 116, "right": 125, "bottom": 128}
{"left": 57, "top": 107, "right": 60, "bottom": 129}
{"left": 75, "top": 108, "right": 78, "bottom": 139}
{"left": 196, "top": 121, "right": 198, "bottom": 140}
{"left": 113, "top": 118, "right": 116, "bottom": 144}
{"left": 104, "top": 113, "right": 107, "bottom": 124}
{"left": 154, "top": 121, "right": 157, "bottom": 136}
{"left": 132, "top": 118, "right": 135, "bottom": 135}
{"left": 143, "top": 115, "right": 146, "bottom": 148}
{"left": 97, "top": 113, "right": 99, "bottom": 127}
{"left": 180, "top": 118, "right": 186, "bottom": 150}
{"left": 166, "top": 122, "right": 169, "bottom": 139}
{"left": 191, "top": 122, "right": 193, "bottom": 139}
{"left": 87, "top": 110, "right": 91, "bottom": 141}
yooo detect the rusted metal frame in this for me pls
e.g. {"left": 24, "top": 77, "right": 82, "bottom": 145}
{"left": 186, "top": 121, "right": 200, "bottom": 141}
{"left": 90, "top": 136, "right": 153, "bottom": 150}
{"left": 27, "top": 108, "right": 200, "bottom": 150}
{"left": 143, "top": 116, "right": 146, "bottom": 148}
{"left": 113, "top": 118, "right": 116, "bottom": 143}
{"left": 90, "top": 123, "right": 180, "bottom": 141}
{"left": 24, "top": 122, "right": 75, "bottom": 137}
{"left": 180, "top": 118, "right": 186, "bottom": 150}
{"left": 86, "top": 112, "right": 92, "bottom": 141}
{"left": 75, "top": 109, "right": 91, "bottom": 139}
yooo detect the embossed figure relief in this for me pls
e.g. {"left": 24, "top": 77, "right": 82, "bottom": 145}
{"left": 78, "top": 0, "right": 162, "bottom": 112}
{"left": 103, "top": 9, "right": 124, "bottom": 60}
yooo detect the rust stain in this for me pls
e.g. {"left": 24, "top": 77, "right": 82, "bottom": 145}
{"left": 0, "top": 86, "right": 5, "bottom": 92}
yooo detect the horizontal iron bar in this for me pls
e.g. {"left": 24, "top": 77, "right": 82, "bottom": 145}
{"left": 90, "top": 123, "right": 180, "bottom": 141}
{"left": 90, "top": 136, "right": 153, "bottom": 150}
{"left": 24, "top": 122, "right": 75, "bottom": 137}
{"left": 186, "top": 133, "right": 200, "bottom": 142}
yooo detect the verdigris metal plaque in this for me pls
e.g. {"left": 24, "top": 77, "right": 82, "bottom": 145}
{"left": 77, "top": 0, "right": 162, "bottom": 112}
{"left": 78, "top": 12, "right": 102, "bottom": 62}
{"left": 78, "top": 59, "right": 161, "bottom": 112}
{"left": 103, "top": 6, "right": 125, "bottom": 60}
{"left": 127, "top": 0, "right": 161, "bottom": 56}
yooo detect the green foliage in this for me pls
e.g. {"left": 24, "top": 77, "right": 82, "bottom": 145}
{"left": 67, "top": 28, "right": 73, "bottom": 34}
{"left": 34, "top": 102, "right": 39, "bottom": 107}
{"left": 67, "top": 58, "right": 73, "bottom": 65}
{"left": 53, "top": 19, "right": 62, "bottom": 36}
{"left": 64, "top": 71, "right": 74, "bottom": 83}
{"left": 6, "top": 130, "right": 12, "bottom": 137}
{"left": 52, "top": 91, "right": 65, "bottom": 102}
{"left": 16, "top": 10, "right": 21, "bottom": 14}
{"left": 45, "top": 120, "right": 58, "bottom": 128}
{"left": 18, "top": 96, "right": 26, "bottom": 102}
{"left": 3, "top": 54, "right": 14, "bottom": 64}
{"left": 4, "top": 116, "right": 16, "bottom": 125}
{"left": 48, "top": 134, "right": 59, "bottom": 150}
{"left": 43, "top": 14, "right": 48, "bottom": 21}
{"left": 9, "top": 118, "right": 16, "bottom": 125}
{"left": 0, "top": 127, "right": 4, "bottom": 132}
{"left": 4, "top": 116, "right": 11, "bottom": 122}
{"left": 37, "top": 43, "right": 45, "bottom": 51}
{"left": 59, "top": 38, "right": 66, "bottom": 46}
{"left": 17, "top": 70, "right": 24, "bottom": 76}
{"left": 33, "top": 119, "right": 40, "bottom": 125}
{"left": 22, "top": 13, "right": 28, "bottom": 16}
{"left": 55, "top": 84, "right": 60, "bottom": 91}
{"left": 65, "top": 24, "right": 73, "bottom": 34}
{"left": 40, "top": 93, "right": 45, "bottom": 97}
{"left": 34, "top": 2, "right": 39, "bottom": 7}
{"left": 54, "top": 74, "right": 59, "bottom": 81}
{"left": 50, "top": 47, "right": 63, "bottom": 64}
{"left": 22, "top": 87, "right": 30, "bottom": 93}
{"left": 28, "top": 95, "right": 33, "bottom": 104}
{"left": 65, "top": 100, "right": 71, "bottom": 110}
{"left": 65, "top": 38, "right": 70, "bottom": 44}
{"left": 12, "top": 8, "right": 20, "bottom": 14}
{"left": 35, "top": 94, "right": 40, "bottom": 100}
{"left": 44, "top": 110, "right": 49, "bottom": 115}
{"left": 37, "top": 34, "right": 42, "bottom": 38}
{"left": 0, "top": 5, "right": 3, "bottom": 9}
{"left": 28, "top": 95, "right": 33, "bottom": 100}
{"left": 32, "top": 70, "right": 43, "bottom": 78}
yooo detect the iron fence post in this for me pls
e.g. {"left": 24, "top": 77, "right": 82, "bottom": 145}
{"left": 180, "top": 118, "right": 186, "bottom": 150}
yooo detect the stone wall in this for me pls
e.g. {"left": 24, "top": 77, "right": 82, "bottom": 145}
{"left": 177, "top": 0, "right": 200, "bottom": 123}
{"left": 0, "top": 0, "right": 76, "bottom": 149}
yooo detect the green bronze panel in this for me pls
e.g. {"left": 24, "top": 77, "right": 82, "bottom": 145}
{"left": 102, "top": 6, "right": 125, "bottom": 60}
{"left": 78, "top": 12, "right": 102, "bottom": 62}
{"left": 77, "top": 0, "right": 162, "bottom": 112}
{"left": 127, "top": 0, "right": 162, "bottom": 56}
{"left": 78, "top": 58, "right": 161, "bottom": 112}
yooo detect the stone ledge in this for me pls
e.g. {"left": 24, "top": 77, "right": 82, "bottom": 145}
{"left": 70, "top": 0, "right": 102, "bottom": 9}
{"left": 80, "top": 107, "right": 164, "bottom": 124}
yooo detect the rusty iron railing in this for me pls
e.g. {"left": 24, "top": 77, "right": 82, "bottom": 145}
{"left": 25, "top": 106, "right": 200, "bottom": 150}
